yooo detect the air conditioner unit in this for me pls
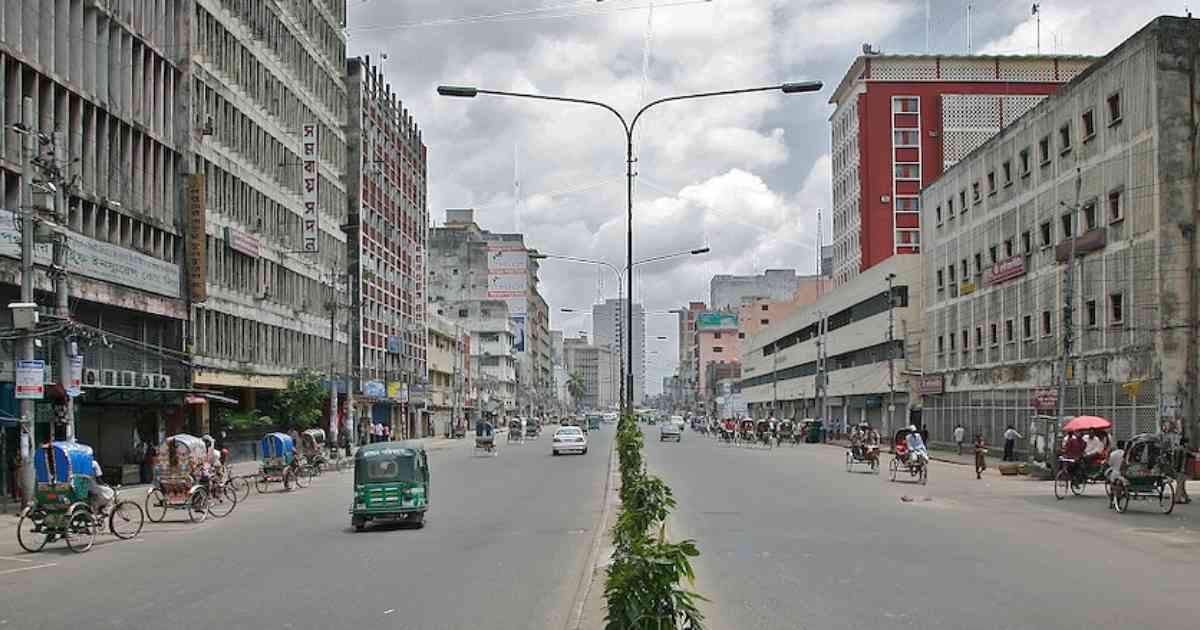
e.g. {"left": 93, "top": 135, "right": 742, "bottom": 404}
{"left": 156, "top": 375, "right": 172, "bottom": 390}
{"left": 83, "top": 368, "right": 100, "bottom": 387}
{"left": 138, "top": 372, "right": 154, "bottom": 388}
{"left": 101, "top": 369, "right": 118, "bottom": 387}
{"left": 119, "top": 370, "right": 137, "bottom": 388}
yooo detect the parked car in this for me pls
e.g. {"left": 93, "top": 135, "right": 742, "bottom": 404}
{"left": 552, "top": 426, "right": 588, "bottom": 456}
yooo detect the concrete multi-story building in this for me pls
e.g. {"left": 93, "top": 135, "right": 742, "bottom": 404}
{"left": 426, "top": 314, "right": 468, "bottom": 436}
{"left": 591, "top": 298, "right": 645, "bottom": 404}
{"left": 345, "top": 55, "right": 428, "bottom": 438}
{"left": 674, "top": 301, "right": 707, "bottom": 409}
{"left": 428, "top": 209, "right": 551, "bottom": 416}
{"left": 709, "top": 269, "right": 825, "bottom": 311}
{"left": 920, "top": 16, "right": 1200, "bottom": 446}
{"left": 563, "top": 336, "right": 619, "bottom": 411}
{"left": 0, "top": 0, "right": 352, "bottom": 495}
{"left": 828, "top": 53, "right": 1096, "bottom": 287}
{"left": 459, "top": 300, "right": 517, "bottom": 418}
{"left": 740, "top": 256, "right": 924, "bottom": 434}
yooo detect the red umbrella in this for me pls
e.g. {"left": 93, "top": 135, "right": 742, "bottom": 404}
{"left": 1063, "top": 415, "right": 1112, "bottom": 432}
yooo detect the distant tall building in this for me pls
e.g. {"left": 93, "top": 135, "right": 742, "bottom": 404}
{"left": 592, "top": 299, "right": 645, "bottom": 405}
{"left": 828, "top": 53, "right": 1096, "bottom": 287}
{"left": 563, "top": 336, "right": 619, "bottom": 411}
{"left": 710, "top": 269, "right": 825, "bottom": 311}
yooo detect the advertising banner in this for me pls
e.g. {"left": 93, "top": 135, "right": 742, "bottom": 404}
{"left": 986, "top": 255, "right": 1026, "bottom": 286}
{"left": 696, "top": 311, "right": 738, "bottom": 330}
{"left": 362, "top": 380, "right": 386, "bottom": 398}
{"left": 68, "top": 355, "right": 83, "bottom": 398}
{"left": 15, "top": 360, "right": 44, "bottom": 399}
{"left": 486, "top": 243, "right": 527, "bottom": 316}
{"left": 301, "top": 124, "right": 320, "bottom": 253}
{"left": 186, "top": 175, "right": 206, "bottom": 301}
{"left": 0, "top": 210, "right": 182, "bottom": 298}
{"left": 512, "top": 316, "right": 526, "bottom": 353}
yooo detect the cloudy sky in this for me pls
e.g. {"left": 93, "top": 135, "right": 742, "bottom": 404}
{"left": 345, "top": 0, "right": 1187, "bottom": 395}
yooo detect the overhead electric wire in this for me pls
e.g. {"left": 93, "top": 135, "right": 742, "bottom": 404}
{"left": 347, "top": 0, "right": 712, "bottom": 33}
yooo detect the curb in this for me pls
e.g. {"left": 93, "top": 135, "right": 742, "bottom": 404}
{"left": 566, "top": 433, "right": 618, "bottom": 630}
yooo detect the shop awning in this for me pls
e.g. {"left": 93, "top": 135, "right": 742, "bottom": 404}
{"left": 185, "top": 392, "right": 239, "bottom": 405}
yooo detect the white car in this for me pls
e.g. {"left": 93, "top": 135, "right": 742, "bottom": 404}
{"left": 552, "top": 426, "right": 588, "bottom": 456}
{"left": 660, "top": 416, "right": 684, "bottom": 442}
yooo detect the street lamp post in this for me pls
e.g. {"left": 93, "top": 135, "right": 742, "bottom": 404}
{"left": 532, "top": 247, "right": 708, "bottom": 415}
{"left": 439, "top": 82, "right": 821, "bottom": 419}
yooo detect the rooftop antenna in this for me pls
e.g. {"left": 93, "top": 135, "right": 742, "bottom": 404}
{"left": 816, "top": 207, "right": 824, "bottom": 297}
{"left": 965, "top": 2, "right": 973, "bottom": 53}
{"left": 513, "top": 143, "right": 521, "bottom": 233}
{"left": 925, "top": 0, "right": 931, "bottom": 53}
{"left": 1033, "top": 3, "right": 1041, "bottom": 54}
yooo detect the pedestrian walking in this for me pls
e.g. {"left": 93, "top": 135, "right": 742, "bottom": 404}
{"left": 973, "top": 434, "right": 988, "bottom": 479}
{"left": 954, "top": 424, "right": 966, "bottom": 455}
{"left": 1003, "top": 425, "right": 1022, "bottom": 461}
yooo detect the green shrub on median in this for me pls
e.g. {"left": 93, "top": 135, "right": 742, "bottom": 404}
{"left": 605, "top": 414, "right": 705, "bottom": 630}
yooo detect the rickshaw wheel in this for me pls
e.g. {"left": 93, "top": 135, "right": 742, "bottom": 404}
{"left": 16, "top": 508, "right": 48, "bottom": 553}
{"left": 1114, "top": 487, "right": 1130, "bottom": 513}
{"left": 1070, "top": 478, "right": 1085, "bottom": 497}
{"left": 145, "top": 489, "right": 168, "bottom": 523}
{"left": 207, "top": 484, "right": 237, "bottom": 518}
{"left": 64, "top": 506, "right": 96, "bottom": 553}
{"left": 109, "top": 500, "right": 145, "bottom": 539}
{"left": 1054, "top": 470, "right": 1069, "bottom": 500}
{"left": 230, "top": 477, "right": 251, "bottom": 502}
{"left": 254, "top": 475, "right": 270, "bottom": 494}
{"left": 889, "top": 457, "right": 899, "bottom": 481}
{"left": 1159, "top": 480, "right": 1175, "bottom": 515}
{"left": 294, "top": 466, "right": 313, "bottom": 489}
{"left": 282, "top": 469, "right": 294, "bottom": 491}
{"left": 188, "top": 488, "right": 209, "bottom": 523}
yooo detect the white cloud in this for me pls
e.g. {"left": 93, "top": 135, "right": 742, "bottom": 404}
{"left": 980, "top": 2, "right": 1186, "bottom": 56}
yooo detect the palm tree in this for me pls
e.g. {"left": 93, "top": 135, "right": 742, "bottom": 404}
{"left": 567, "top": 370, "right": 587, "bottom": 412}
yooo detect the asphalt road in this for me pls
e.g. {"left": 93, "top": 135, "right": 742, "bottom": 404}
{"left": 0, "top": 428, "right": 612, "bottom": 630}
{"left": 645, "top": 427, "right": 1200, "bottom": 630}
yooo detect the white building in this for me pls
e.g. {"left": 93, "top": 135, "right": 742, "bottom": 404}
{"left": 592, "top": 298, "right": 645, "bottom": 404}
{"left": 740, "top": 256, "right": 924, "bottom": 436}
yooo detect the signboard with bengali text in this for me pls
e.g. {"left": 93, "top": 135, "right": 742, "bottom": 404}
{"left": 986, "top": 255, "right": 1026, "bottom": 286}
{"left": 301, "top": 124, "right": 320, "bottom": 252}
{"left": 186, "top": 175, "right": 207, "bottom": 301}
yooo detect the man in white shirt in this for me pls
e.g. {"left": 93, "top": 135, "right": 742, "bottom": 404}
{"left": 1003, "top": 426, "right": 1023, "bottom": 461}
{"left": 953, "top": 425, "right": 966, "bottom": 455}
{"left": 1105, "top": 448, "right": 1126, "bottom": 510}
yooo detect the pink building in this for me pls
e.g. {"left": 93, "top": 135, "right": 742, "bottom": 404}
{"left": 695, "top": 312, "right": 740, "bottom": 399}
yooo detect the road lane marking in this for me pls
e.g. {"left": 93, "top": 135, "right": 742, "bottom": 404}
{"left": 383, "top": 609, "right": 395, "bottom": 615}
{"left": 0, "top": 562, "right": 56, "bottom": 576}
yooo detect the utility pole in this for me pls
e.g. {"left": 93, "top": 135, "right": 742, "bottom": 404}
{"left": 327, "top": 273, "right": 339, "bottom": 444}
{"left": 771, "top": 340, "right": 779, "bottom": 418}
{"left": 886, "top": 273, "right": 897, "bottom": 437}
{"left": 50, "top": 131, "right": 74, "bottom": 442}
{"left": 1056, "top": 170, "right": 1082, "bottom": 433}
{"left": 815, "top": 309, "right": 826, "bottom": 425}
{"left": 17, "top": 97, "right": 37, "bottom": 503}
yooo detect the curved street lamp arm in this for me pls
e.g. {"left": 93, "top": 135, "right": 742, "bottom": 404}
{"left": 474, "top": 89, "right": 630, "bottom": 135}
{"left": 530, "top": 252, "right": 623, "bottom": 278}
{"left": 630, "top": 84, "right": 792, "bottom": 134}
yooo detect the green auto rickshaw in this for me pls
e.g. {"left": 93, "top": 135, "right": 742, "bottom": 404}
{"left": 350, "top": 441, "right": 430, "bottom": 531}
{"left": 586, "top": 414, "right": 602, "bottom": 432}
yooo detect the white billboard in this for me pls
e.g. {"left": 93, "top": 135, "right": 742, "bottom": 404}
{"left": 486, "top": 243, "right": 527, "bottom": 316}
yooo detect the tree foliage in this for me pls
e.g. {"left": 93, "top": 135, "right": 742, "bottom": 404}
{"left": 567, "top": 370, "right": 587, "bottom": 410}
{"left": 271, "top": 369, "right": 327, "bottom": 431}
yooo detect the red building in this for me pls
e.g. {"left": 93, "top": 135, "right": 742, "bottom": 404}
{"left": 828, "top": 54, "right": 1096, "bottom": 287}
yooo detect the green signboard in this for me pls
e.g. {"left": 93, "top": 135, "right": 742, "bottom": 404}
{"left": 696, "top": 311, "right": 737, "bottom": 330}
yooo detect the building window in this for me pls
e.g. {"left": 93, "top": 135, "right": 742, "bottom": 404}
{"left": 1107, "top": 92, "right": 1122, "bottom": 125}
{"left": 949, "top": 332, "right": 957, "bottom": 351}
{"left": 936, "top": 269, "right": 944, "bottom": 291}
{"left": 947, "top": 197, "right": 955, "bottom": 216}
{"left": 894, "top": 164, "right": 920, "bottom": 180}
{"left": 738, "top": 332, "right": 746, "bottom": 339}
{"left": 987, "top": 171, "right": 996, "bottom": 195}
{"left": 893, "top": 97, "right": 919, "bottom": 113}
{"left": 761, "top": 304, "right": 769, "bottom": 311}
{"left": 960, "top": 258, "right": 968, "bottom": 282}
{"left": 935, "top": 205, "right": 943, "bottom": 225}
{"left": 948, "top": 263, "right": 956, "bottom": 282}
{"left": 974, "top": 253, "right": 983, "bottom": 276}
{"left": 1042, "top": 310, "right": 1052, "bottom": 336}
{"left": 974, "top": 326, "right": 983, "bottom": 348}
{"left": 1059, "top": 123, "right": 1072, "bottom": 154}
{"left": 1108, "top": 189, "right": 1123, "bottom": 223}
{"left": 893, "top": 129, "right": 919, "bottom": 146}
{"left": 457, "top": 309, "right": 468, "bottom": 318}
{"left": 760, "top": 319, "right": 769, "bottom": 325}
{"left": 1005, "top": 319, "right": 1015, "bottom": 343}
{"left": 1040, "top": 221, "right": 1052, "bottom": 247}
{"left": 1085, "top": 300, "right": 1098, "bottom": 328}
{"left": 1082, "top": 109, "right": 1096, "bottom": 140}
{"left": 896, "top": 197, "right": 919, "bottom": 213}
{"left": 1022, "top": 314, "right": 1033, "bottom": 340}
{"left": 1020, "top": 148, "right": 1031, "bottom": 176}
{"left": 712, "top": 346, "right": 724, "bottom": 353}
{"left": 989, "top": 323, "right": 999, "bottom": 346}
{"left": 1061, "top": 212, "right": 1074, "bottom": 239}
{"left": 972, "top": 182, "right": 981, "bottom": 203}
{"left": 961, "top": 329, "right": 969, "bottom": 351}
{"left": 1110, "top": 293, "right": 1124, "bottom": 325}
{"left": 959, "top": 190, "right": 967, "bottom": 213}
{"left": 989, "top": 245, "right": 998, "bottom": 264}
{"left": 937, "top": 335, "right": 945, "bottom": 354}
{"left": 1083, "top": 200, "right": 1097, "bottom": 230}
{"left": 896, "top": 229, "right": 920, "bottom": 245}
{"left": 714, "top": 332, "right": 722, "bottom": 339}
{"left": 1039, "top": 136, "right": 1051, "bottom": 165}
{"left": 1002, "top": 161, "right": 1013, "bottom": 186}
